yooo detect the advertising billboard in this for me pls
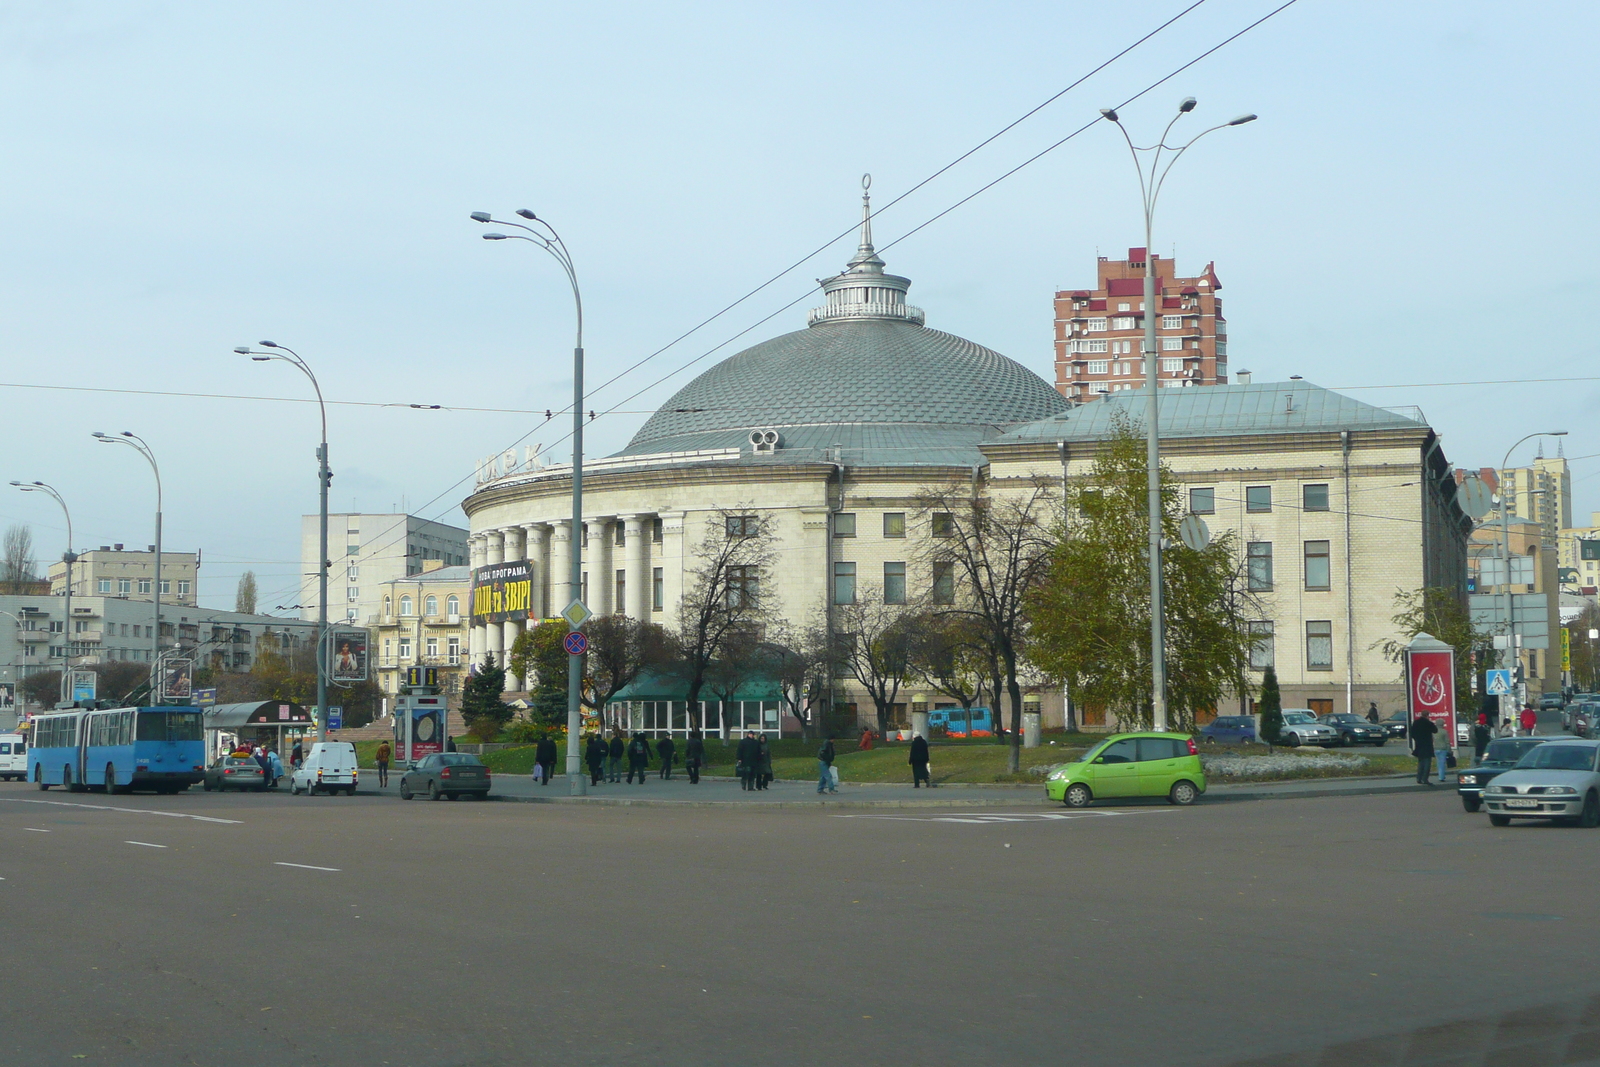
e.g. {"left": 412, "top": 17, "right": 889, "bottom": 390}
{"left": 162, "top": 659, "right": 193, "bottom": 701}
{"left": 472, "top": 561, "right": 533, "bottom": 625}
{"left": 70, "top": 671, "right": 97, "bottom": 704}
{"left": 329, "top": 628, "right": 369, "bottom": 683}
{"left": 395, "top": 694, "right": 445, "bottom": 761}
{"left": 1405, "top": 642, "right": 1456, "bottom": 737}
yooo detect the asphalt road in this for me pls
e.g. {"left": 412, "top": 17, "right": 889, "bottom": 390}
{"left": 3, "top": 780, "right": 1600, "bottom": 1067}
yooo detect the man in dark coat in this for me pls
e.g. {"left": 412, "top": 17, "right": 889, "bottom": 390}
{"left": 1472, "top": 714, "right": 1492, "bottom": 763}
{"left": 626, "top": 733, "right": 650, "bottom": 784}
{"left": 656, "top": 735, "right": 677, "bottom": 780}
{"left": 735, "top": 731, "right": 761, "bottom": 791}
{"left": 1409, "top": 713, "right": 1438, "bottom": 785}
{"left": 586, "top": 733, "right": 607, "bottom": 786}
{"left": 909, "top": 733, "right": 932, "bottom": 788}
{"left": 1366, "top": 702, "right": 1380, "bottom": 724}
{"left": 684, "top": 730, "right": 705, "bottom": 785}
{"left": 535, "top": 734, "right": 558, "bottom": 787}
{"left": 607, "top": 730, "right": 625, "bottom": 783}
{"left": 817, "top": 736, "right": 837, "bottom": 794}
{"left": 756, "top": 736, "right": 773, "bottom": 790}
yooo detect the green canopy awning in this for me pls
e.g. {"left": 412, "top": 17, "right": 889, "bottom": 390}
{"left": 605, "top": 671, "right": 782, "bottom": 704}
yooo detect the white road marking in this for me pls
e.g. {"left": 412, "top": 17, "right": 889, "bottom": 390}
{"left": 274, "top": 862, "right": 340, "bottom": 872}
{"left": 23, "top": 828, "right": 50, "bottom": 833}
{"left": 124, "top": 841, "right": 167, "bottom": 849}
{"left": 0, "top": 799, "right": 241, "bottom": 825}
{"left": 833, "top": 810, "right": 1174, "bottom": 824}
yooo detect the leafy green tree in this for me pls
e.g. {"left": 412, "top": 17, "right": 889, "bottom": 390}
{"left": 234, "top": 571, "right": 258, "bottom": 615}
{"left": 1026, "top": 415, "right": 1262, "bottom": 731}
{"left": 512, "top": 621, "right": 569, "bottom": 728}
{"left": 1258, "top": 665, "right": 1284, "bottom": 747}
{"left": 1375, "top": 587, "right": 1489, "bottom": 716}
{"left": 460, "top": 652, "right": 510, "bottom": 741}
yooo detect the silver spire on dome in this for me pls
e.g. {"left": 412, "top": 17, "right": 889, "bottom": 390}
{"left": 809, "top": 173, "right": 925, "bottom": 327}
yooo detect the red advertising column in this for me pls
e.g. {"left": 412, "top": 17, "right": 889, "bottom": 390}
{"left": 1405, "top": 633, "right": 1457, "bottom": 744}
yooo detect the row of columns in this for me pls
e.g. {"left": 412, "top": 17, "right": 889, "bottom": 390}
{"left": 466, "top": 513, "right": 677, "bottom": 690}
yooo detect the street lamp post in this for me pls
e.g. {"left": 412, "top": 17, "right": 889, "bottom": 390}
{"left": 234, "top": 342, "right": 331, "bottom": 736}
{"left": 472, "top": 208, "right": 587, "bottom": 796}
{"left": 93, "top": 432, "right": 163, "bottom": 679}
{"left": 1498, "top": 431, "right": 1567, "bottom": 717}
{"left": 1101, "top": 100, "right": 1256, "bottom": 731}
{"left": 10, "top": 481, "right": 76, "bottom": 706}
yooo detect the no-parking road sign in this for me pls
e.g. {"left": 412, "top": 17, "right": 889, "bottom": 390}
{"left": 563, "top": 630, "right": 589, "bottom": 656}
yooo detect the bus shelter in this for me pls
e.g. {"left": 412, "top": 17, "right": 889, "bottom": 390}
{"left": 605, "top": 673, "right": 787, "bottom": 740}
{"left": 203, "top": 702, "right": 314, "bottom": 762}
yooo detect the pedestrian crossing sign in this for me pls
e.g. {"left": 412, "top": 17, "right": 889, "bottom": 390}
{"left": 1486, "top": 669, "right": 1513, "bottom": 696}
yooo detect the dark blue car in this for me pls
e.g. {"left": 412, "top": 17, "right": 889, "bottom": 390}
{"left": 1198, "top": 715, "right": 1257, "bottom": 745}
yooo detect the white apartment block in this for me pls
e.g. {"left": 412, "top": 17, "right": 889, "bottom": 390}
{"left": 300, "top": 513, "right": 468, "bottom": 630}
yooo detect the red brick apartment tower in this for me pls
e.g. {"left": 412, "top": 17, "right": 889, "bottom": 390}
{"left": 1053, "top": 249, "right": 1227, "bottom": 403}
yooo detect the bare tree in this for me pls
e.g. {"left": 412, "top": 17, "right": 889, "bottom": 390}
{"left": 832, "top": 590, "right": 917, "bottom": 739}
{"left": 580, "top": 613, "right": 675, "bottom": 717}
{"left": 916, "top": 478, "right": 1059, "bottom": 773}
{"left": 908, "top": 610, "right": 990, "bottom": 718}
{"left": 235, "top": 571, "right": 258, "bottom": 615}
{"left": 763, "top": 616, "right": 833, "bottom": 740}
{"left": 2, "top": 524, "right": 36, "bottom": 595}
{"left": 673, "top": 508, "right": 775, "bottom": 729}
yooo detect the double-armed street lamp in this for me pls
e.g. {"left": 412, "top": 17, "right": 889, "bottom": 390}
{"left": 1100, "top": 99, "right": 1256, "bottom": 731}
{"left": 233, "top": 341, "right": 331, "bottom": 735}
{"left": 471, "top": 208, "right": 587, "bottom": 796}
{"left": 9, "top": 480, "right": 76, "bottom": 706}
{"left": 92, "top": 432, "right": 163, "bottom": 673}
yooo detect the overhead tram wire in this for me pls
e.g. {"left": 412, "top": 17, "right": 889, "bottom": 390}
{"left": 328, "top": 0, "right": 1312, "bottom": 576}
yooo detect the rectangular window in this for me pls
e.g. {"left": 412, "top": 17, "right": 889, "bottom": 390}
{"left": 1246, "top": 485, "right": 1273, "bottom": 513}
{"left": 834, "top": 513, "right": 857, "bottom": 538}
{"left": 833, "top": 562, "right": 857, "bottom": 605}
{"left": 1086, "top": 359, "right": 1109, "bottom": 374}
{"left": 1086, "top": 318, "right": 1107, "bottom": 332}
{"left": 1162, "top": 338, "right": 1182, "bottom": 352}
{"left": 136, "top": 579, "right": 149, "bottom": 594}
{"left": 95, "top": 578, "right": 110, "bottom": 593}
{"left": 1306, "top": 621, "right": 1334, "bottom": 670}
{"left": 1302, "top": 483, "right": 1331, "bottom": 512}
{"left": 346, "top": 545, "right": 359, "bottom": 556}
{"left": 652, "top": 567, "right": 664, "bottom": 611}
{"left": 426, "top": 637, "right": 438, "bottom": 659}
{"left": 447, "top": 637, "right": 461, "bottom": 665}
{"left": 883, "top": 562, "right": 907, "bottom": 604}
{"left": 1189, "top": 487, "right": 1215, "bottom": 515}
{"left": 1113, "top": 316, "right": 1135, "bottom": 330}
{"left": 159, "top": 579, "right": 170, "bottom": 595}
{"left": 931, "top": 512, "right": 954, "bottom": 538}
{"left": 725, "top": 515, "right": 759, "bottom": 539}
{"left": 614, "top": 569, "right": 625, "bottom": 614}
{"left": 931, "top": 561, "right": 955, "bottom": 605}
{"left": 177, "top": 580, "right": 190, "bottom": 596}
{"left": 883, "top": 513, "right": 906, "bottom": 538}
{"left": 1304, "top": 541, "right": 1331, "bottom": 591}
{"left": 1248, "top": 621, "right": 1275, "bottom": 669}
{"left": 1117, "top": 302, "right": 1131, "bottom": 312}
{"left": 614, "top": 523, "right": 625, "bottom": 546}
{"left": 347, "top": 566, "right": 359, "bottom": 580}
{"left": 1247, "top": 542, "right": 1274, "bottom": 591}
{"left": 1162, "top": 315, "right": 1183, "bottom": 330}
{"left": 652, "top": 517, "right": 663, "bottom": 543}
{"left": 398, "top": 639, "right": 412, "bottom": 660}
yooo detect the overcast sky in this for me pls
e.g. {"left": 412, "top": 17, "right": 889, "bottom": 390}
{"left": 3, "top": 0, "right": 1597, "bottom": 610}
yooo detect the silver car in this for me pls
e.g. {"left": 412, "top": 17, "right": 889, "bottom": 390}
{"left": 1279, "top": 711, "right": 1339, "bottom": 748}
{"left": 1481, "top": 740, "right": 1600, "bottom": 827}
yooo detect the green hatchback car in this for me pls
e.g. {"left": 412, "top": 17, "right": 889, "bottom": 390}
{"left": 1045, "top": 733, "right": 1206, "bottom": 807}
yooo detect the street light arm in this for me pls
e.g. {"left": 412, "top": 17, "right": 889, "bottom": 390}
{"left": 482, "top": 233, "right": 582, "bottom": 350}
{"left": 1148, "top": 121, "right": 1240, "bottom": 221}
{"left": 1108, "top": 118, "right": 1154, "bottom": 237}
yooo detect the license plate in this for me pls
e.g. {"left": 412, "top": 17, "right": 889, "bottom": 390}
{"left": 1505, "top": 798, "right": 1538, "bottom": 809}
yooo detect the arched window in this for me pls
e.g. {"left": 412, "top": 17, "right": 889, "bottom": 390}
{"left": 383, "top": 595, "right": 391, "bottom": 614}
{"left": 446, "top": 595, "right": 460, "bottom": 617}
{"left": 399, "top": 595, "right": 413, "bottom": 616}
{"left": 425, "top": 595, "right": 438, "bottom": 616}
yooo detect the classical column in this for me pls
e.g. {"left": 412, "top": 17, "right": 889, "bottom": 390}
{"left": 468, "top": 534, "right": 484, "bottom": 570}
{"left": 501, "top": 618, "right": 522, "bottom": 690}
{"left": 484, "top": 611, "right": 504, "bottom": 674}
{"left": 502, "top": 525, "right": 526, "bottom": 566}
{"left": 624, "top": 513, "right": 651, "bottom": 619}
{"left": 550, "top": 524, "right": 573, "bottom": 613}
{"left": 525, "top": 524, "right": 551, "bottom": 619}
{"left": 659, "top": 511, "right": 687, "bottom": 628}
{"left": 586, "top": 519, "right": 613, "bottom": 615}
{"left": 486, "top": 530, "right": 506, "bottom": 566}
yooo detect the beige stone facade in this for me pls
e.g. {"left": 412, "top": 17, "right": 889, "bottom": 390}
{"left": 372, "top": 561, "right": 470, "bottom": 706}
{"left": 48, "top": 545, "right": 198, "bottom": 606}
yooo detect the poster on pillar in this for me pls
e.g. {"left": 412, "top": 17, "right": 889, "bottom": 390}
{"left": 472, "top": 561, "right": 533, "bottom": 624}
{"left": 1405, "top": 645, "right": 1456, "bottom": 738}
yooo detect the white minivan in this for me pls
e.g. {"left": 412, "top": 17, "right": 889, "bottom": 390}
{"left": 0, "top": 734, "right": 25, "bottom": 781}
{"left": 290, "top": 741, "right": 359, "bottom": 796}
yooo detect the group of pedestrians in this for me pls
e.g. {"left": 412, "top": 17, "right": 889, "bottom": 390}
{"left": 734, "top": 731, "right": 774, "bottom": 790}
{"left": 228, "top": 739, "right": 284, "bottom": 788}
{"left": 582, "top": 728, "right": 707, "bottom": 786}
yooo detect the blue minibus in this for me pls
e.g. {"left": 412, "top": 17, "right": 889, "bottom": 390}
{"left": 29, "top": 706, "right": 205, "bottom": 794}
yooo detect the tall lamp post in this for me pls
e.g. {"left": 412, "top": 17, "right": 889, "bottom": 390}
{"left": 1498, "top": 431, "right": 1566, "bottom": 716}
{"left": 234, "top": 342, "right": 331, "bottom": 735}
{"left": 93, "top": 432, "right": 163, "bottom": 677}
{"left": 1101, "top": 99, "right": 1255, "bottom": 731}
{"left": 472, "top": 207, "right": 587, "bottom": 796}
{"left": 10, "top": 481, "right": 76, "bottom": 706}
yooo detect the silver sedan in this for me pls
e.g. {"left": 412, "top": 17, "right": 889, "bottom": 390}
{"left": 1279, "top": 712, "right": 1339, "bottom": 748}
{"left": 1482, "top": 740, "right": 1600, "bottom": 827}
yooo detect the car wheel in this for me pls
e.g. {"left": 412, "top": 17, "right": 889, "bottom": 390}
{"left": 1339, "top": 734, "right": 1351, "bottom": 747}
{"left": 1374, "top": 739, "right": 1385, "bottom": 747}
{"left": 429, "top": 780, "right": 443, "bottom": 801}
{"left": 1580, "top": 793, "right": 1600, "bottom": 829}
{"left": 1201, "top": 735, "right": 1216, "bottom": 745}
{"left": 1063, "top": 783, "right": 1092, "bottom": 809}
{"left": 106, "top": 764, "right": 126, "bottom": 795}
{"left": 1461, "top": 797, "right": 1481, "bottom": 813}
{"left": 1284, "top": 733, "right": 1300, "bottom": 746}
{"left": 1489, "top": 814, "right": 1511, "bottom": 827}
{"left": 1169, "top": 780, "right": 1198, "bottom": 806}
{"left": 400, "top": 780, "right": 414, "bottom": 800}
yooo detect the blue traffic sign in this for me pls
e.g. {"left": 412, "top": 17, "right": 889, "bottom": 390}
{"left": 327, "top": 707, "right": 343, "bottom": 730}
{"left": 564, "top": 630, "right": 589, "bottom": 656}
{"left": 1485, "top": 669, "right": 1513, "bottom": 696}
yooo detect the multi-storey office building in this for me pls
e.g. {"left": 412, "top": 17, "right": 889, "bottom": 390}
{"left": 47, "top": 544, "right": 199, "bottom": 607}
{"left": 301, "top": 513, "right": 468, "bottom": 630}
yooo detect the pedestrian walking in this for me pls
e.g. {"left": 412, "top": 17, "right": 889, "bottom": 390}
{"left": 626, "top": 733, "right": 651, "bottom": 784}
{"left": 1520, "top": 705, "right": 1538, "bottom": 736}
{"left": 656, "top": 735, "right": 676, "bottom": 780}
{"left": 535, "top": 734, "right": 558, "bottom": 787}
{"left": 909, "top": 733, "right": 931, "bottom": 788}
{"left": 756, "top": 735, "right": 773, "bottom": 790}
{"left": 859, "top": 727, "right": 874, "bottom": 750}
{"left": 266, "top": 747, "right": 284, "bottom": 788}
{"left": 736, "top": 731, "right": 761, "bottom": 791}
{"left": 1409, "top": 712, "right": 1438, "bottom": 785}
{"left": 685, "top": 730, "right": 705, "bottom": 785}
{"left": 253, "top": 743, "right": 270, "bottom": 783}
{"left": 1472, "top": 714, "right": 1491, "bottom": 762}
{"left": 290, "top": 740, "right": 303, "bottom": 770}
{"left": 586, "top": 733, "right": 606, "bottom": 786}
{"left": 607, "top": 730, "right": 625, "bottom": 783}
{"left": 817, "top": 736, "right": 837, "bottom": 795}
{"left": 1366, "top": 702, "right": 1380, "bottom": 725}
{"left": 375, "top": 740, "right": 391, "bottom": 788}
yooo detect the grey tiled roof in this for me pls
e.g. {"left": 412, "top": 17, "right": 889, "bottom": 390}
{"left": 618, "top": 318, "right": 1067, "bottom": 467}
{"left": 991, "top": 381, "right": 1427, "bottom": 446}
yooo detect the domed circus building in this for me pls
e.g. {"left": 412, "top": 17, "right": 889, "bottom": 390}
{"left": 462, "top": 190, "right": 1470, "bottom": 735}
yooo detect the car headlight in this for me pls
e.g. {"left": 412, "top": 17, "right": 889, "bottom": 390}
{"left": 1459, "top": 775, "right": 1478, "bottom": 784}
{"left": 1546, "top": 786, "right": 1578, "bottom": 795}
{"left": 1047, "top": 768, "right": 1070, "bottom": 781}
{"left": 1485, "top": 785, "right": 1509, "bottom": 794}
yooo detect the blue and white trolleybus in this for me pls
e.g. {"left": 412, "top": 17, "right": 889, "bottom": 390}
{"left": 28, "top": 706, "right": 205, "bottom": 794}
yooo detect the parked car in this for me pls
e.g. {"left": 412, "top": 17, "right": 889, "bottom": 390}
{"left": 290, "top": 741, "right": 359, "bottom": 796}
{"left": 1318, "top": 713, "right": 1387, "bottom": 747}
{"left": 1457, "top": 737, "right": 1553, "bottom": 812}
{"left": 1540, "top": 692, "right": 1566, "bottom": 712}
{"left": 202, "top": 755, "right": 267, "bottom": 792}
{"left": 399, "top": 752, "right": 492, "bottom": 801}
{"left": 1380, "top": 712, "right": 1410, "bottom": 739}
{"left": 1482, "top": 740, "right": 1600, "bottom": 827}
{"left": 1278, "top": 711, "right": 1339, "bottom": 748}
{"left": 1198, "top": 716, "right": 1257, "bottom": 745}
{"left": 0, "top": 734, "right": 26, "bottom": 782}
{"left": 1562, "top": 701, "right": 1598, "bottom": 738}
{"left": 1046, "top": 734, "right": 1204, "bottom": 808}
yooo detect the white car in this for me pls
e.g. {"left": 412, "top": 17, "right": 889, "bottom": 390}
{"left": 290, "top": 741, "right": 359, "bottom": 796}
{"left": 1482, "top": 740, "right": 1600, "bottom": 827}
{"left": 0, "top": 734, "right": 25, "bottom": 781}
{"left": 1279, "top": 711, "right": 1339, "bottom": 748}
